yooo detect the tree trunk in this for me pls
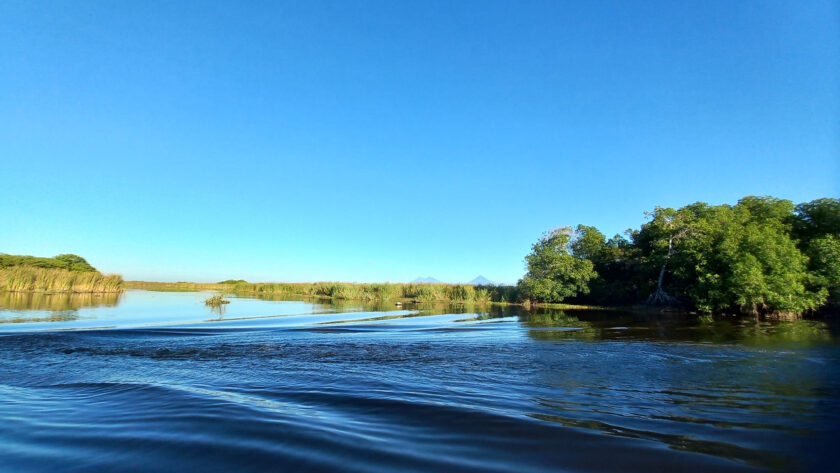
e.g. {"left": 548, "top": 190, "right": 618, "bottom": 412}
{"left": 647, "top": 235, "right": 677, "bottom": 306}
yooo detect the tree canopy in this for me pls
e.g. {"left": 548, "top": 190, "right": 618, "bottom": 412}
{"left": 519, "top": 227, "right": 597, "bottom": 303}
{"left": 0, "top": 253, "right": 97, "bottom": 272}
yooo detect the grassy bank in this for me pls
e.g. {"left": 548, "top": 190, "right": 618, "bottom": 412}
{"left": 125, "top": 281, "right": 226, "bottom": 292}
{"left": 127, "top": 280, "right": 522, "bottom": 304}
{"left": 0, "top": 267, "right": 124, "bottom": 293}
{"left": 526, "top": 301, "right": 616, "bottom": 311}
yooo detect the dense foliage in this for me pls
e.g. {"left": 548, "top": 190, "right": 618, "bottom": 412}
{"left": 519, "top": 228, "right": 597, "bottom": 303}
{"left": 519, "top": 196, "right": 840, "bottom": 315}
{"left": 0, "top": 253, "right": 122, "bottom": 293}
{"left": 0, "top": 253, "right": 97, "bottom": 272}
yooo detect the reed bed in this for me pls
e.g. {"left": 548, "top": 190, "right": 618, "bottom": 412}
{"left": 226, "top": 281, "right": 514, "bottom": 304}
{"left": 127, "top": 281, "right": 521, "bottom": 304}
{"left": 125, "top": 281, "right": 226, "bottom": 292}
{"left": 0, "top": 267, "right": 124, "bottom": 293}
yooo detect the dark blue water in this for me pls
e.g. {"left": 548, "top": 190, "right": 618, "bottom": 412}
{"left": 1, "top": 291, "right": 838, "bottom": 472}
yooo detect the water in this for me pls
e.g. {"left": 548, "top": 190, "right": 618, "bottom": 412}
{"left": 1, "top": 290, "right": 838, "bottom": 472}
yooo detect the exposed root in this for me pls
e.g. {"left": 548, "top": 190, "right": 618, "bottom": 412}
{"left": 647, "top": 287, "right": 677, "bottom": 306}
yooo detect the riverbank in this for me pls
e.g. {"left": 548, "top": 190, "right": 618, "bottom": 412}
{"left": 126, "top": 280, "right": 520, "bottom": 304}
{"left": 125, "top": 280, "right": 631, "bottom": 312}
{"left": 114, "top": 281, "right": 840, "bottom": 318}
{"left": 116, "top": 281, "right": 714, "bottom": 314}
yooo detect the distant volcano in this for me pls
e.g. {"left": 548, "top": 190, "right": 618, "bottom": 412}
{"left": 411, "top": 276, "right": 442, "bottom": 283}
{"left": 468, "top": 275, "right": 495, "bottom": 285}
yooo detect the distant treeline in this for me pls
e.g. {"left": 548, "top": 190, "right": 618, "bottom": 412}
{"left": 0, "top": 254, "right": 123, "bottom": 293}
{"left": 124, "top": 195, "right": 840, "bottom": 316}
{"left": 126, "top": 280, "right": 521, "bottom": 304}
{"left": 519, "top": 196, "right": 839, "bottom": 316}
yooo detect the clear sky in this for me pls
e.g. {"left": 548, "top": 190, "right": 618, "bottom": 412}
{"left": 1, "top": 1, "right": 838, "bottom": 284}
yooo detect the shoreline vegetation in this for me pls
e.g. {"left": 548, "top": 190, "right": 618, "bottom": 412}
{"left": 127, "top": 280, "right": 523, "bottom": 305}
{"left": 517, "top": 196, "right": 839, "bottom": 318}
{"left": 0, "top": 254, "right": 123, "bottom": 293}
{"left": 126, "top": 196, "right": 840, "bottom": 318}
{"left": 2, "top": 195, "right": 837, "bottom": 317}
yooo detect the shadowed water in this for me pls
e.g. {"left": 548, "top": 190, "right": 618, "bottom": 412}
{"left": 0, "top": 290, "right": 838, "bottom": 472}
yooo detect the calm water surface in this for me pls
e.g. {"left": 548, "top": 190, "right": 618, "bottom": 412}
{"left": 1, "top": 290, "right": 838, "bottom": 472}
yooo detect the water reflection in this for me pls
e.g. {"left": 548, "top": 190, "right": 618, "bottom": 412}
{"left": 208, "top": 303, "right": 228, "bottom": 318}
{"left": 510, "top": 308, "right": 835, "bottom": 347}
{"left": 0, "top": 292, "right": 123, "bottom": 323}
{"left": 0, "top": 290, "right": 837, "bottom": 471}
{"left": 512, "top": 309, "right": 837, "bottom": 471}
{"left": 528, "top": 411, "right": 791, "bottom": 470}
{"left": 1, "top": 289, "right": 835, "bottom": 347}
{"left": 243, "top": 291, "right": 523, "bottom": 316}
{"left": 296, "top": 296, "right": 837, "bottom": 348}
{"left": 0, "top": 309, "right": 81, "bottom": 324}
{"left": 0, "top": 291, "right": 122, "bottom": 311}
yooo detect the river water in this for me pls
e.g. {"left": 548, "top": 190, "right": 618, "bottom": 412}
{"left": 0, "top": 290, "right": 837, "bottom": 472}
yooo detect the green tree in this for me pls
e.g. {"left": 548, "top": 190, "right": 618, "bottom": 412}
{"left": 793, "top": 198, "right": 840, "bottom": 306}
{"left": 570, "top": 225, "right": 610, "bottom": 263}
{"left": 0, "top": 253, "right": 96, "bottom": 272}
{"left": 793, "top": 198, "right": 840, "bottom": 239}
{"left": 805, "top": 234, "right": 840, "bottom": 305}
{"left": 568, "top": 225, "right": 639, "bottom": 304}
{"left": 635, "top": 206, "right": 700, "bottom": 305}
{"left": 518, "top": 227, "right": 596, "bottom": 303}
{"left": 652, "top": 197, "right": 825, "bottom": 314}
{"left": 711, "top": 207, "right": 825, "bottom": 314}
{"left": 517, "top": 195, "right": 836, "bottom": 315}
{"left": 629, "top": 196, "right": 825, "bottom": 314}
{"left": 54, "top": 254, "right": 96, "bottom": 272}
{"left": 738, "top": 195, "right": 795, "bottom": 227}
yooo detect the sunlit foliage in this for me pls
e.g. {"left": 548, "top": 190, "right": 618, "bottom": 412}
{"left": 520, "top": 196, "right": 839, "bottom": 315}
{"left": 0, "top": 266, "right": 123, "bottom": 293}
{"left": 0, "top": 253, "right": 97, "bottom": 272}
{"left": 518, "top": 227, "right": 597, "bottom": 303}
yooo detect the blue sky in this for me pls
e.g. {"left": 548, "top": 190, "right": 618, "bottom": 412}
{"left": 1, "top": 1, "right": 837, "bottom": 283}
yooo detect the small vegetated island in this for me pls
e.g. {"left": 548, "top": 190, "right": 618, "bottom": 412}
{"left": 0, "top": 254, "right": 123, "bottom": 293}
{"left": 204, "top": 294, "right": 230, "bottom": 307}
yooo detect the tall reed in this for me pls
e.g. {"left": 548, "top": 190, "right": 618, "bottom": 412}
{"left": 0, "top": 267, "right": 124, "bottom": 293}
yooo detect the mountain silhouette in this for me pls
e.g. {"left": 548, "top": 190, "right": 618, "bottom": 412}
{"left": 468, "top": 275, "right": 494, "bottom": 285}
{"left": 411, "top": 276, "right": 442, "bottom": 283}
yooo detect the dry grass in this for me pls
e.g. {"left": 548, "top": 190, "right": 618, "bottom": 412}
{"left": 0, "top": 267, "right": 123, "bottom": 293}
